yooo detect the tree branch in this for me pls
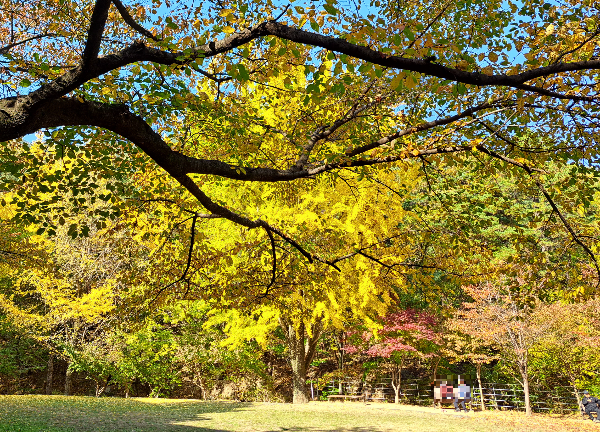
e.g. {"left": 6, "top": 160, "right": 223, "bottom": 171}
{"left": 112, "top": 0, "right": 160, "bottom": 41}
{"left": 346, "top": 100, "right": 507, "bottom": 157}
{"left": 478, "top": 142, "right": 600, "bottom": 287}
{"left": 12, "top": 98, "right": 477, "bottom": 185}
{"left": 261, "top": 22, "right": 600, "bottom": 100}
{"left": 295, "top": 94, "right": 387, "bottom": 169}
{"left": 256, "top": 227, "right": 277, "bottom": 299}
{"left": 152, "top": 212, "right": 197, "bottom": 302}
{"left": 0, "top": 33, "right": 59, "bottom": 54}
{"left": 82, "top": 0, "right": 112, "bottom": 67}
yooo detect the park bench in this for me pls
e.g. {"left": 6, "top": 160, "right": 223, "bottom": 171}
{"left": 327, "top": 383, "right": 387, "bottom": 403}
{"left": 579, "top": 401, "right": 597, "bottom": 420}
{"left": 363, "top": 388, "right": 387, "bottom": 403}
{"left": 326, "top": 393, "right": 387, "bottom": 402}
{"left": 327, "top": 380, "right": 364, "bottom": 402}
{"left": 434, "top": 385, "right": 473, "bottom": 411}
{"left": 327, "top": 394, "right": 364, "bottom": 402}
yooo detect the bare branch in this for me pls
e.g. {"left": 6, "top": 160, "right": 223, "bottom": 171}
{"left": 152, "top": 212, "right": 198, "bottom": 302}
{"left": 295, "top": 93, "right": 387, "bottom": 169}
{"left": 346, "top": 99, "right": 507, "bottom": 157}
{"left": 533, "top": 179, "right": 600, "bottom": 289}
{"left": 112, "top": 0, "right": 160, "bottom": 41}
{"left": 553, "top": 27, "right": 600, "bottom": 65}
{"left": 256, "top": 227, "right": 277, "bottom": 299}
{"left": 0, "top": 33, "right": 59, "bottom": 55}
{"left": 404, "top": 0, "right": 452, "bottom": 54}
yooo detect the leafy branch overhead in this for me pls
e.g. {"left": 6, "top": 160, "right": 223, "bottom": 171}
{"left": 2, "top": 0, "right": 600, "bottom": 281}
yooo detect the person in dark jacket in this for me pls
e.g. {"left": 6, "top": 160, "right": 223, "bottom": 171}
{"left": 582, "top": 390, "right": 600, "bottom": 422}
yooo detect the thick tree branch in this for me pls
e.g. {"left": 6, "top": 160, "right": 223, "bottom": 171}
{"left": 4, "top": 17, "right": 600, "bottom": 139}
{"left": 9, "top": 98, "right": 476, "bottom": 184}
{"left": 261, "top": 22, "right": 600, "bottom": 100}
{"left": 82, "top": 0, "right": 112, "bottom": 67}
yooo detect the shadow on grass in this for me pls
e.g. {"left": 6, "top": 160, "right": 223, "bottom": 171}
{"left": 0, "top": 396, "right": 248, "bottom": 432}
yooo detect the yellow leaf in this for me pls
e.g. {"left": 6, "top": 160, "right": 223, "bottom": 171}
{"left": 223, "top": 26, "right": 235, "bottom": 34}
{"left": 545, "top": 24, "right": 555, "bottom": 36}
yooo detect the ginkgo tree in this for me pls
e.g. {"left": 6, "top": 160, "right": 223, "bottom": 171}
{"left": 180, "top": 164, "right": 447, "bottom": 403}
{"left": 1, "top": 0, "right": 600, "bottom": 289}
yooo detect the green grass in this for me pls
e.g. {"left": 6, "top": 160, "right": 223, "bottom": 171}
{"left": 0, "top": 395, "right": 593, "bottom": 432}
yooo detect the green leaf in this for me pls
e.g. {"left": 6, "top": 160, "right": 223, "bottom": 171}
{"left": 67, "top": 223, "right": 78, "bottom": 239}
{"left": 323, "top": 4, "right": 338, "bottom": 15}
{"left": 237, "top": 64, "right": 250, "bottom": 81}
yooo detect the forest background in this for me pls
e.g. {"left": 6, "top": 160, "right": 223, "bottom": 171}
{"left": 2, "top": 0, "right": 600, "bottom": 417}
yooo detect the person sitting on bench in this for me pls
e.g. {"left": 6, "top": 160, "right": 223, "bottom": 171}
{"left": 583, "top": 390, "right": 600, "bottom": 422}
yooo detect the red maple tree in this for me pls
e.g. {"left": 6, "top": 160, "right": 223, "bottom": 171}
{"left": 346, "top": 308, "right": 441, "bottom": 403}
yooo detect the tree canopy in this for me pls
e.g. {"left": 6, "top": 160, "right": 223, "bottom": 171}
{"left": 2, "top": 0, "right": 600, "bottom": 285}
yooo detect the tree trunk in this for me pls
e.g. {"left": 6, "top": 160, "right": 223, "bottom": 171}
{"left": 335, "top": 331, "right": 344, "bottom": 395}
{"left": 572, "top": 382, "right": 581, "bottom": 408}
{"left": 390, "top": 360, "right": 403, "bottom": 404}
{"left": 64, "top": 362, "right": 73, "bottom": 396}
{"left": 280, "top": 316, "right": 323, "bottom": 404}
{"left": 95, "top": 375, "right": 111, "bottom": 398}
{"left": 291, "top": 352, "right": 309, "bottom": 403}
{"left": 521, "top": 368, "right": 531, "bottom": 416}
{"left": 432, "top": 356, "right": 440, "bottom": 382}
{"left": 45, "top": 355, "right": 54, "bottom": 395}
{"left": 476, "top": 363, "right": 485, "bottom": 411}
{"left": 289, "top": 321, "right": 309, "bottom": 404}
{"left": 197, "top": 377, "right": 206, "bottom": 400}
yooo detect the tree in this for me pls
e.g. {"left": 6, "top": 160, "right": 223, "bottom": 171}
{"left": 2, "top": 0, "right": 600, "bottom": 286}
{"left": 345, "top": 308, "right": 441, "bottom": 404}
{"left": 453, "top": 282, "right": 552, "bottom": 415}
{"left": 528, "top": 300, "right": 600, "bottom": 406}
{"left": 444, "top": 325, "right": 499, "bottom": 411}
{"left": 0, "top": 157, "right": 160, "bottom": 396}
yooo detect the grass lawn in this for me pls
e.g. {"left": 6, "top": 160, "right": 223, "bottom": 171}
{"left": 0, "top": 396, "right": 595, "bottom": 432}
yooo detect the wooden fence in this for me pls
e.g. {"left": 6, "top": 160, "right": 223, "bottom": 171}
{"left": 312, "top": 377, "right": 581, "bottom": 414}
